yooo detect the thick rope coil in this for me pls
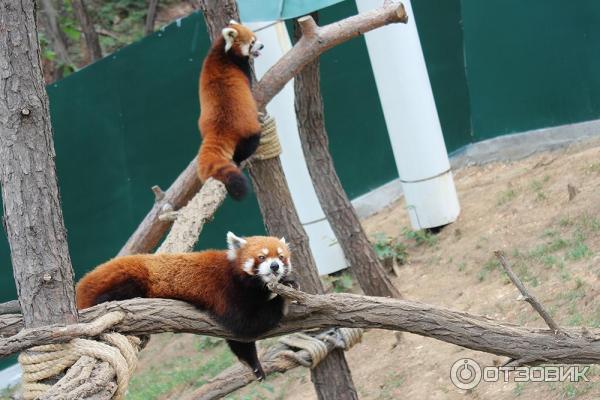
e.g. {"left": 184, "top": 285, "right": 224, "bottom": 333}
{"left": 18, "top": 312, "right": 141, "bottom": 400}
{"left": 278, "top": 328, "right": 363, "bottom": 368}
{"left": 254, "top": 114, "right": 281, "bottom": 160}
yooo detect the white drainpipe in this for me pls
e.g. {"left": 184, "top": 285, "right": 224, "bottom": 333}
{"left": 355, "top": 0, "right": 460, "bottom": 229}
{"left": 246, "top": 21, "right": 348, "bottom": 275}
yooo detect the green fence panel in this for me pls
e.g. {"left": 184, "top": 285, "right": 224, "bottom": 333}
{"left": 412, "top": 0, "right": 473, "bottom": 152}
{"left": 462, "top": 0, "right": 600, "bottom": 139}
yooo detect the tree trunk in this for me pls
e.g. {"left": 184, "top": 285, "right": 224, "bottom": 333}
{"left": 249, "top": 161, "right": 359, "bottom": 400}
{"left": 0, "top": 0, "right": 78, "bottom": 328}
{"left": 72, "top": 0, "right": 102, "bottom": 62}
{"left": 196, "top": 2, "right": 359, "bottom": 398}
{"left": 38, "top": 0, "right": 72, "bottom": 80}
{"left": 144, "top": 0, "right": 160, "bottom": 35}
{"left": 293, "top": 17, "right": 400, "bottom": 299}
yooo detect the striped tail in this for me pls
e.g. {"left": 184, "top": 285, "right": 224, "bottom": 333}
{"left": 198, "top": 135, "right": 249, "bottom": 200}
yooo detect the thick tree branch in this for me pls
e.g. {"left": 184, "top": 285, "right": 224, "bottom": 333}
{"left": 2, "top": 290, "right": 600, "bottom": 364}
{"left": 116, "top": 1, "right": 408, "bottom": 257}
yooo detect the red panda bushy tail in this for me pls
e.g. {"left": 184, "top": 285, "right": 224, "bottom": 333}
{"left": 198, "top": 135, "right": 248, "bottom": 200}
{"left": 76, "top": 257, "right": 150, "bottom": 309}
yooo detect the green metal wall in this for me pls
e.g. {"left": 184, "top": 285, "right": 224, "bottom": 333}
{"left": 461, "top": 0, "right": 600, "bottom": 139}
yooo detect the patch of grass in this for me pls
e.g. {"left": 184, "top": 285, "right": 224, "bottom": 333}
{"left": 380, "top": 372, "right": 405, "bottom": 400}
{"left": 127, "top": 344, "right": 235, "bottom": 400}
{"left": 371, "top": 232, "right": 408, "bottom": 265}
{"left": 457, "top": 261, "right": 466, "bottom": 272}
{"left": 497, "top": 188, "right": 518, "bottom": 206}
{"left": 513, "top": 382, "right": 525, "bottom": 396}
{"left": 194, "top": 336, "right": 223, "bottom": 352}
{"left": 559, "top": 217, "right": 574, "bottom": 227}
{"left": 330, "top": 272, "right": 354, "bottom": 293}
{"left": 566, "top": 233, "right": 592, "bottom": 261}
{"left": 586, "top": 162, "right": 600, "bottom": 174}
{"left": 478, "top": 258, "right": 500, "bottom": 282}
{"left": 530, "top": 177, "right": 549, "bottom": 202}
{"left": 403, "top": 228, "right": 438, "bottom": 247}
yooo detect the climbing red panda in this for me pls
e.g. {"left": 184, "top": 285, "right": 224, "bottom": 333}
{"left": 197, "top": 20, "right": 264, "bottom": 200}
{"left": 76, "top": 232, "right": 295, "bottom": 380}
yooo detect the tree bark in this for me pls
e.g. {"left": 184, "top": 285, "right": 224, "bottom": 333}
{"left": 4, "top": 290, "right": 600, "bottom": 366}
{"left": 144, "top": 0, "right": 160, "bottom": 35}
{"left": 293, "top": 15, "right": 400, "bottom": 299}
{"left": 195, "top": 2, "right": 359, "bottom": 398}
{"left": 38, "top": 0, "right": 72, "bottom": 79}
{"left": 71, "top": 0, "right": 102, "bottom": 62}
{"left": 249, "top": 160, "right": 359, "bottom": 400}
{"left": 0, "top": 0, "right": 78, "bottom": 329}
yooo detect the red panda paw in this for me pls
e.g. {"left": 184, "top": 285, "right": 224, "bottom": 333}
{"left": 224, "top": 171, "right": 249, "bottom": 200}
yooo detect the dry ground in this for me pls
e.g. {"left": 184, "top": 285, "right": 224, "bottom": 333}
{"left": 126, "top": 139, "right": 600, "bottom": 400}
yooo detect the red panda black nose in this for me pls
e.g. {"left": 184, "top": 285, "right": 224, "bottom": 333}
{"left": 270, "top": 262, "right": 279, "bottom": 272}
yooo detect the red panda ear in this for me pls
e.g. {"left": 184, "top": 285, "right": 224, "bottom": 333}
{"left": 280, "top": 237, "right": 286, "bottom": 245}
{"left": 227, "top": 232, "right": 246, "bottom": 261}
{"left": 227, "top": 231, "right": 246, "bottom": 250}
{"left": 222, "top": 28, "right": 238, "bottom": 52}
{"left": 229, "top": 19, "right": 240, "bottom": 25}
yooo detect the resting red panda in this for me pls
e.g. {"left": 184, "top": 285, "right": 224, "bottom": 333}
{"left": 76, "top": 232, "right": 295, "bottom": 380}
{"left": 197, "top": 20, "right": 264, "bottom": 200}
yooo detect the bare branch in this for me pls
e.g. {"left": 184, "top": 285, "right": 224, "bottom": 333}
{"left": 2, "top": 291, "right": 600, "bottom": 364}
{"left": 144, "top": 0, "right": 160, "bottom": 35}
{"left": 494, "top": 251, "right": 562, "bottom": 334}
{"left": 0, "top": 300, "right": 20, "bottom": 315}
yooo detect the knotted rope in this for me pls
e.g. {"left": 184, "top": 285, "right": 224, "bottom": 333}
{"left": 18, "top": 312, "right": 141, "bottom": 400}
{"left": 254, "top": 114, "right": 281, "bottom": 160}
{"left": 278, "top": 328, "right": 363, "bottom": 368}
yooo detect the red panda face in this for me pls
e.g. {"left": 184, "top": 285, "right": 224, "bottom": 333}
{"left": 222, "top": 20, "right": 264, "bottom": 58}
{"left": 227, "top": 232, "right": 291, "bottom": 283}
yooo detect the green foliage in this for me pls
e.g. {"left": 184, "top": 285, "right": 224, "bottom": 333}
{"left": 127, "top": 345, "right": 234, "bottom": 400}
{"left": 329, "top": 271, "right": 354, "bottom": 293}
{"left": 371, "top": 232, "right": 408, "bottom": 264}
{"left": 497, "top": 187, "right": 518, "bottom": 206}
{"left": 402, "top": 228, "right": 438, "bottom": 247}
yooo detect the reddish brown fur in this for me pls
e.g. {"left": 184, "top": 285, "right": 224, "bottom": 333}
{"left": 75, "top": 236, "right": 290, "bottom": 313}
{"left": 76, "top": 235, "right": 292, "bottom": 381}
{"left": 197, "top": 23, "right": 261, "bottom": 199}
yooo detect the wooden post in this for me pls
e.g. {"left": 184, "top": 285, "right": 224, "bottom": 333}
{"left": 293, "top": 15, "right": 400, "bottom": 298}
{"left": 0, "top": 0, "right": 78, "bottom": 328}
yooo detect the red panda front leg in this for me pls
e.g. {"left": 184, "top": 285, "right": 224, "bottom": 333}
{"left": 226, "top": 340, "right": 266, "bottom": 381}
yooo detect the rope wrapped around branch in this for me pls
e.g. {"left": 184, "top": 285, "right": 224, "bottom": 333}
{"left": 254, "top": 114, "right": 281, "bottom": 160}
{"left": 18, "top": 312, "right": 142, "bottom": 400}
{"left": 278, "top": 328, "right": 363, "bottom": 368}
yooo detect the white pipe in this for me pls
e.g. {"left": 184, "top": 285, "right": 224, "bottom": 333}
{"left": 246, "top": 21, "right": 348, "bottom": 275}
{"left": 355, "top": 0, "right": 460, "bottom": 229}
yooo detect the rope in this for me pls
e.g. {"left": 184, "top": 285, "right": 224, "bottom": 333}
{"left": 18, "top": 312, "right": 141, "bottom": 400}
{"left": 254, "top": 114, "right": 282, "bottom": 160}
{"left": 278, "top": 328, "right": 363, "bottom": 368}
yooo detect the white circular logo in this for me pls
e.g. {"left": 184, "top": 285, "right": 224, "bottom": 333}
{"left": 450, "top": 358, "right": 482, "bottom": 390}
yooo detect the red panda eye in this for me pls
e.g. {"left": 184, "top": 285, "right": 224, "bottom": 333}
{"left": 279, "top": 255, "right": 285, "bottom": 261}
{"left": 258, "top": 255, "right": 266, "bottom": 261}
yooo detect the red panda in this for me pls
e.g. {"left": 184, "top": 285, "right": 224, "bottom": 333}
{"left": 76, "top": 232, "right": 295, "bottom": 381}
{"left": 197, "top": 20, "right": 264, "bottom": 200}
